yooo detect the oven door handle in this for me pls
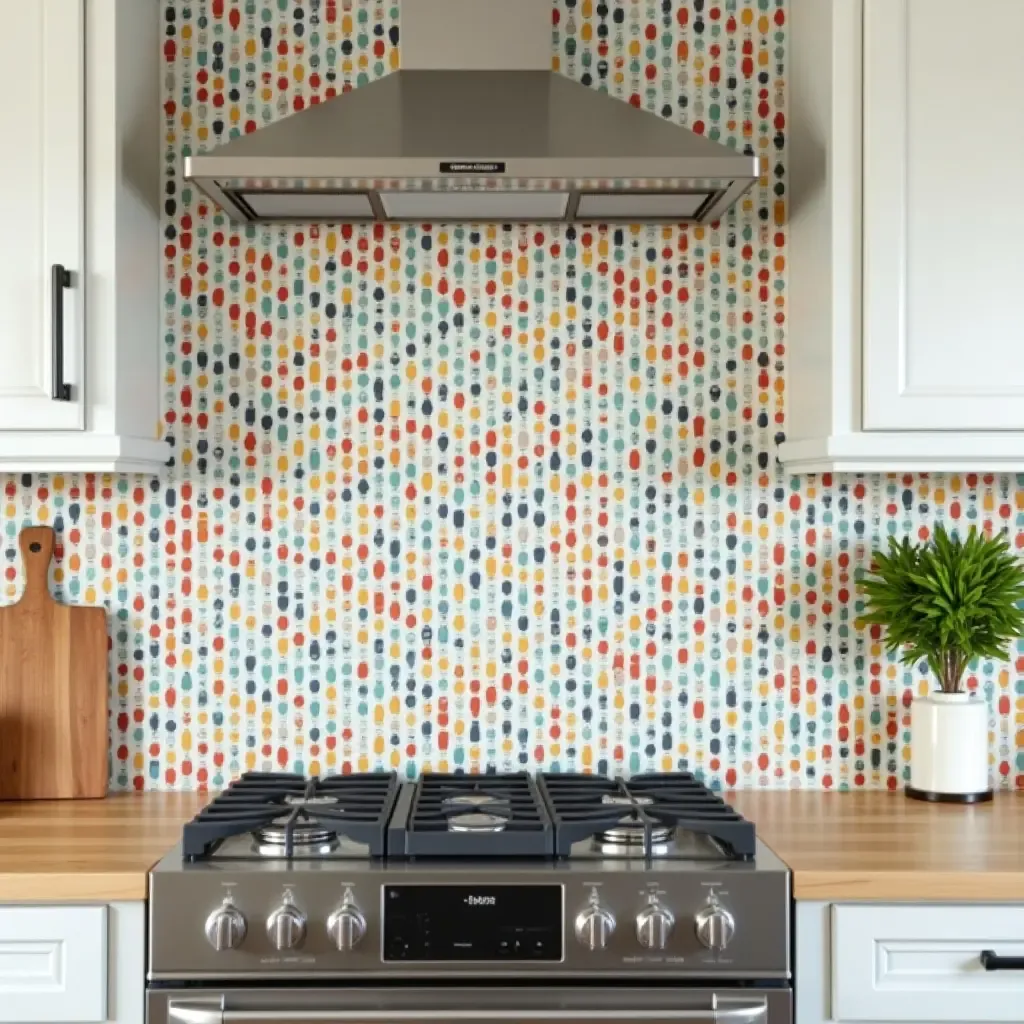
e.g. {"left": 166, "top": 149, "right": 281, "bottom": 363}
{"left": 168, "top": 1000, "right": 768, "bottom": 1024}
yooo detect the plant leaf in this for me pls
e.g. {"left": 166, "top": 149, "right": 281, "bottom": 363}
{"left": 858, "top": 524, "right": 1024, "bottom": 692}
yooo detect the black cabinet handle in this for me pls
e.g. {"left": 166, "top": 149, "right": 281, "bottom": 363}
{"left": 51, "top": 263, "right": 72, "bottom": 401}
{"left": 980, "top": 950, "right": 1024, "bottom": 971}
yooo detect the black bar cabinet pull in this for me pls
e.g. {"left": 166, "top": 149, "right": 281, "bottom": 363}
{"left": 51, "top": 263, "right": 72, "bottom": 401}
{"left": 980, "top": 950, "right": 1024, "bottom": 971}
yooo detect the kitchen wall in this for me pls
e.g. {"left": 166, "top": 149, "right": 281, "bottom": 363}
{"left": 2, "top": 0, "right": 1022, "bottom": 791}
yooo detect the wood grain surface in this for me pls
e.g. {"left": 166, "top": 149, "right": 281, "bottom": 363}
{"left": 0, "top": 789, "right": 1021, "bottom": 904}
{"left": 0, "top": 792, "right": 208, "bottom": 900}
{"left": 0, "top": 526, "right": 108, "bottom": 799}
{"left": 730, "top": 790, "right": 1024, "bottom": 901}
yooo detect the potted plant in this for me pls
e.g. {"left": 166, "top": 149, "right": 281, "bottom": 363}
{"left": 861, "top": 525, "right": 1024, "bottom": 802}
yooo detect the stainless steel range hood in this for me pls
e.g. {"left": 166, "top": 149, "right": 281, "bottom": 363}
{"left": 184, "top": 0, "right": 760, "bottom": 224}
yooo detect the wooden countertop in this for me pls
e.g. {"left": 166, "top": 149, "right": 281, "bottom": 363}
{"left": 0, "top": 790, "right": 1022, "bottom": 904}
{"left": 0, "top": 793, "right": 207, "bottom": 901}
{"left": 730, "top": 790, "right": 1024, "bottom": 901}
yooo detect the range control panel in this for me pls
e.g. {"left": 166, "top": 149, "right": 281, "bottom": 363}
{"left": 149, "top": 863, "right": 790, "bottom": 979}
{"left": 383, "top": 885, "right": 563, "bottom": 961}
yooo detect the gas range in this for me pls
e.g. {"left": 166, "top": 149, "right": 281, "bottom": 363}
{"left": 148, "top": 771, "right": 791, "bottom": 1024}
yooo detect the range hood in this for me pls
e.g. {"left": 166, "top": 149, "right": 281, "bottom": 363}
{"left": 184, "top": 0, "right": 760, "bottom": 224}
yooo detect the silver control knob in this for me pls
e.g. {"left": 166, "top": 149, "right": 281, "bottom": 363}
{"left": 636, "top": 900, "right": 675, "bottom": 951}
{"left": 267, "top": 903, "right": 307, "bottom": 951}
{"left": 204, "top": 903, "right": 247, "bottom": 951}
{"left": 694, "top": 904, "right": 736, "bottom": 952}
{"left": 327, "top": 903, "right": 367, "bottom": 952}
{"left": 574, "top": 903, "right": 616, "bottom": 951}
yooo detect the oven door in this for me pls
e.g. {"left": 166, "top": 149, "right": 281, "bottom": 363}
{"left": 150, "top": 987, "right": 791, "bottom": 1024}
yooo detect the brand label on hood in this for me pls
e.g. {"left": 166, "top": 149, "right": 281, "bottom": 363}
{"left": 441, "top": 161, "right": 507, "bottom": 174}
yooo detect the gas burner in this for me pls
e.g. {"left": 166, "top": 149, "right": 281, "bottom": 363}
{"left": 443, "top": 793, "right": 508, "bottom": 811}
{"left": 601, "top": 793, "right": 654, "bottom": 807}
{"left": 593, "top": 790, "right": 671, "bottom": 856}
{"left": 282, "top": 794, "right": 341, "bottom": 808}
{"left": 594, "top": 821, "right": 676, "bottom": 856}
{"left": 442, "top": 793, "right": 512, "bottom": 832}
{"left": 447, "top": 812, "right": 508, "bottom": 833}
{"left": 594, "top": 793, "right": 674, "bottom": 855}
{"left": 253, "top": 820, "right": 340, "bottom": 858}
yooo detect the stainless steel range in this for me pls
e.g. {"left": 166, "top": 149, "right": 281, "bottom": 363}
{"left": 148, "top": 772, "right": 791, "bottom": 1024}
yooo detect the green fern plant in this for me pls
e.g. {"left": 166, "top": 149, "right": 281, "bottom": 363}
{"left": 860, "top": 525, "right": 1024, "bottom": 694}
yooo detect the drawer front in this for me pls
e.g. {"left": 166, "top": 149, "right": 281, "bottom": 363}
{"left": 832, "top": 904, "right": 1024, "bottom": 1022}
{"left": 0, "top": 906, "right": 107, "bottom": 1022}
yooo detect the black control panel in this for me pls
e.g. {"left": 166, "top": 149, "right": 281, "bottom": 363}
{"left": 383, "top": 885, "right": 563, "bottom": 962}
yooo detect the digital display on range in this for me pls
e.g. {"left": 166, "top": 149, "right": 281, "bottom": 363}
{"left": 383, "top": 885, "right": 563, "bottom": 962}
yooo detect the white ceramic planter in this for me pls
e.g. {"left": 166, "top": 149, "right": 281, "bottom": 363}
{"left": 908, "top": 691, "right": 992, "bottom": 803}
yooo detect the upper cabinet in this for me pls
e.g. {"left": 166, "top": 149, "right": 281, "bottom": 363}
{"left": 0, "top": 0, "right": 168, "bottom": 473}
{"left": 0, "top": 0, "right": 85, "bottom": 435}
{"left": 781, "top": 0, "right": 1024, "bottom": 473}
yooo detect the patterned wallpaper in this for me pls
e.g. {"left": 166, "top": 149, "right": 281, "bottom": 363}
{"left": 2, "top": 0, "right": 1023, "bottom": 792}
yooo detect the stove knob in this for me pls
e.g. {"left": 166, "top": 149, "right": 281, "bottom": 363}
{"left": 267, "top": 904, "right": 307, "bottom": 951}
{"left": 204, "top": 903, "right": 247, "bottom": 952}
{"left": 636, "top": 900, "right": 675, "bottom": 951}
{"left": 327, "top": 903, "right": 367, "bottom": 952}
{"left": 574, "top": 903, "right": 616, "bottom": 951}
{"left": 694, "top": 904, "right": 736, "bottom": 952}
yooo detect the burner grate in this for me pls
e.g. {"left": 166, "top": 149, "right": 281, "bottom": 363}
{"left": 387, "top": 772, "right": 554, "bottom": 857}
{"left": 181, "top": 771, "right": 399, "bottom": 860}
{"left": 539, "top": 772, "right": 756, "bottom": 860}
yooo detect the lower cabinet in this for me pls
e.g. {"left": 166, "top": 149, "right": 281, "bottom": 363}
{"left": 797, "top": 902, "right": 1024, "bottom": 1024}
{"left": 0, "top": 903, "right": 143, "bottom": 1024}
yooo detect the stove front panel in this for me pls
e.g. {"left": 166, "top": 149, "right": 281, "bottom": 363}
{"left": 148, "top": 859, "right": 789, "bottom": 981}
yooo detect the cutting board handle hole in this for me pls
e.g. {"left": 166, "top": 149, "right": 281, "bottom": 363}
{"left": 28, "top": 542, "right": 41, "bottom": 553}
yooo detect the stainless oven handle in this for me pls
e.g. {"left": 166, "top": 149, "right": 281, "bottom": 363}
{"left": 168, "top": 1000, "right": 767, "bottom": 1024}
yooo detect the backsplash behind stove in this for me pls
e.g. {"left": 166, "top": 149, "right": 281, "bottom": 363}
{"left": 2, "top": 0, "right": 1023, "bottom": 791}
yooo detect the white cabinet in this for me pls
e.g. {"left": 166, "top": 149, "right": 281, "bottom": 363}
{"left": 0, "top": 1, "right": 84, "bottom": 434}
{"left": 861, "top": 1, "right": 1024, "bottom": 432}
{"left": 0, "top": 903, "right": 143, "bottom": 1024}
{"left": 0, "top": 0, "right": 167, "bottom": 473}
{"left": 797, "top": 901, "right": 1024, "bottom": 1024}
{"left": 781, "top": 0, "right": 1024, "bottom": 472}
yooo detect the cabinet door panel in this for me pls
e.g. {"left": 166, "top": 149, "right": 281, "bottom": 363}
{"left": 832, "top": 903, "right": 1024, "bottom": 1022}
{"left": 0, "top": 906, "right": 107, "bottom": 1022}
{"left": 862, "top": 0, "right": 1024, "bottom": 430}
{"left": 0, "top": 0, "right": 85, "bottom": 431}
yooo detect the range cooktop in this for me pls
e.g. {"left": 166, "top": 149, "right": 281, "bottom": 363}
{"left": 178, "top": 770, "right": 756, "bottom": 863}
{"left": 150, "top": 771, "right": 788, "bottom": 983}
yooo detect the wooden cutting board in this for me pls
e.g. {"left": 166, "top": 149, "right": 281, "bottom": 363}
{"left": 0, "top": 526, "right": 108, "bottom": 799}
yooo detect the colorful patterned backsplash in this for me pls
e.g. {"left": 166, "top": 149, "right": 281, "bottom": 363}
{"left": 2, "top": 0, "right": 1023, "bottom": 792}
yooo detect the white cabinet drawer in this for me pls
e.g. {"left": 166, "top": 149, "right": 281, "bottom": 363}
{"left": 832, "top": 904, "right": 1024, "bottom": 1022}
{"left": 0, "top": 906, "right": 107, "bottom": 1023}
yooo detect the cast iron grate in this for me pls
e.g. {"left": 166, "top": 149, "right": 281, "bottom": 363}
{"left": 181, "top": 771, "right": 399, "bottom": 860}
{"left": 539, "top": 772, "right": 756, "bottom": 860}
{"left": 387, "top": 771, "right": 554, "bottom": 857}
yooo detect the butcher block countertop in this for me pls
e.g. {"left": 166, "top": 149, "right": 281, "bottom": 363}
{"left": 0, "top": 790, "right": 1022, "bottom": 903}
{"left": 0, "top": 793, "right": 206, "bottom": 901}
{"left": 730, "top": 790, "right": 1024, "bottom": 901}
